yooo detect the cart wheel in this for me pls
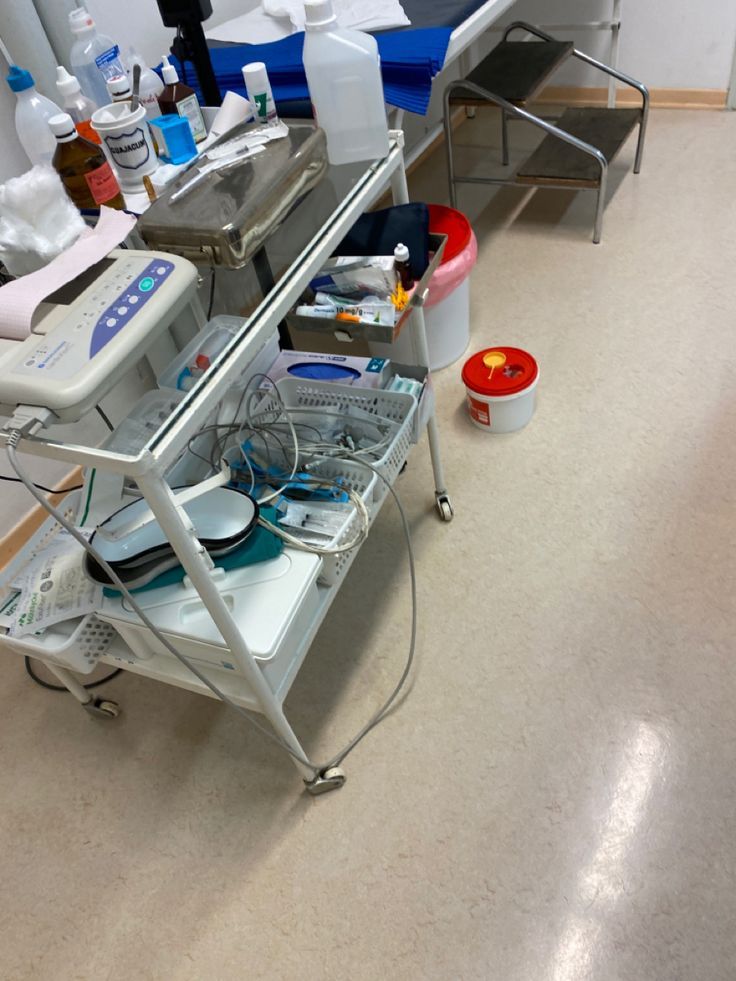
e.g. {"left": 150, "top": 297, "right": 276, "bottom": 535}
{"left": 435, "top": 493, "right": 454, "bottom": 523}
{"left": 83, "top": 697, "right": 121, "bottom": 720}
{"left": 304, "top": 766, "right": 346, "bottom": 796}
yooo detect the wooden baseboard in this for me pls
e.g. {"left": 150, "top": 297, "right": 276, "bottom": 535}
{"left": 536, "top": 85, "right": 727, "bottom": 110}
{"left": 0, "top": 467, "right": 84, "bottom": 570}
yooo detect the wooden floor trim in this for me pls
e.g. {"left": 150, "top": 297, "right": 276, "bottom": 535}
{"left": 0, "top": 468, "right": 84, "bottom": 571}
{"left": 536, "top": 85, "right": 727, "bottom": 110}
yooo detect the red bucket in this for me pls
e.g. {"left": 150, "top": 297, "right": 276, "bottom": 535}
{"left": 428, "top": 204, "right": 473, "bottom": 263}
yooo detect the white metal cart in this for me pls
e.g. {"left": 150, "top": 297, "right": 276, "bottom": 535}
{"left": 0, "top": 133, "right": 453, "bottom": 794}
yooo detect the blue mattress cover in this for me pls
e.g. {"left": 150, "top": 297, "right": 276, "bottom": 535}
{"left": 176, "top": 1, "right": 490, "bottom": 114}
{"left": 189, "top": 0, "right": 494, "bottom": 115}
{"left": 183, "top": 26, "right": 450, "bottom": 115}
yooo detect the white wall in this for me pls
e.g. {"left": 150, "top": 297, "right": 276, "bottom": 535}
{"left": 508, "top": 0, "right": 736, "bottom": 90}
{"left": 1, "top": 0, "right": 735, "bottom": 185}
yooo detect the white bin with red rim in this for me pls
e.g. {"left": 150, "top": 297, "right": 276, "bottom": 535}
{"left": 461, "top": 346, "right": 539, "bottom": 432}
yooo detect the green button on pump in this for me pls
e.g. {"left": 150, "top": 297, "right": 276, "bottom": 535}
{"left": 138, "top": 276, "right": 155, "bottom": 292}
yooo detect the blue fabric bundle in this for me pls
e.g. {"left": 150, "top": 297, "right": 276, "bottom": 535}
{"left": 171, "top": 26, "right": 452, "bottom": 116}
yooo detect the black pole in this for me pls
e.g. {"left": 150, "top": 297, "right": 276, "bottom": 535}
{"left": 180, "top": 17, "right": 221, "bottom": 106}
{"left": 155, "top": 0, "right": 221, "bottom": 106}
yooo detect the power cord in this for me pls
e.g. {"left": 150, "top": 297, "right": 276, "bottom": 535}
{"left": 95, "top": 405, "right": 115, "bottom": 431}
{"left": 0, "top": 474, "right": 83, "bottom": 494}
{"left": 6, "top": 428, "right": 417, "bottom": 781}
{"left": 24, "top": 657, "right": 121, "bottom": 692}
{"left": 207, "top": 268, "right": 217, "bottom": 319}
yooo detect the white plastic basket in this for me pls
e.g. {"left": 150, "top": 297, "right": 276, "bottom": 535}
{"left": 261, "top": 378, "right": 417, "bottom": 491}
{"left": 0, "top": 613, "right": 117, "bottom": 674}
{"left": 301, "top": 457, "right": 377, "bottom": 585}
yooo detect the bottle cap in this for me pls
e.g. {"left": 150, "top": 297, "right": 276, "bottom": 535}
{"left": 56, "top": 66, "right": 82, "bottom": 97}
{"left": 304, "top": 0, "right": 337, "bottom": 29}
{"left": 69, "top": 7, "right": 95, "bottom": 34}
{"left": 107, "top": 74, "right": 131, "bottom": 98}
{"left": 49, "top": 112, "right": 78, "bottom": 141}
{"left": 242, "top": 62, "right": 271, "bottom": 95}
{"left": 6, "top": 65, "right": 34, "bottom": 93}
{"left": 161, "top": 54, "right": 179, "bottom": 85}
{"left": 394, "top": 243, "right": 410, "bottom": 262}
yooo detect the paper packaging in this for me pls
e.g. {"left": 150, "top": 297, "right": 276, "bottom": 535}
{"left": 9, "top": 528, "right": 101, "bottom": 638}
{"left": 207, "top": 90, "right": 255, "bottom": 141}
{"left": 310, "top": 255, "right": 397, "bottom": 298}
{"left": 263, "top": 350, "right": 391, "bottom": 389}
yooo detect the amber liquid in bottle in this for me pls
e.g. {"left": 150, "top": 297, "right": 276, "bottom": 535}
{"left": 52, "top": 124, "right": 125, "bottom": 210}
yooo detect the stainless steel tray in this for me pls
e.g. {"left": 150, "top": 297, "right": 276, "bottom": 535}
{"left": 285, "top": 233, "right": 447, "bottom": 344}
{"left": 138, "top": 122, "right": 329, "bottom": 269}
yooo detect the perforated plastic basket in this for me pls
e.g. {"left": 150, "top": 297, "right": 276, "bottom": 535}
{"left": 261, "top": 378, "right": 417, "bottom": 493}
{"left": 302, "top": 457, "right": 377, "bottom": 585}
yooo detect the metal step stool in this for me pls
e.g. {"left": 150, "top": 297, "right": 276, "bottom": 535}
{"left": 443, "top": 22, "right": 649, "bottom": 243}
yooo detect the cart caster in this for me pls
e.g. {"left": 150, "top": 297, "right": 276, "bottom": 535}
{"left": 304, "top": 766, "right": 346, "bottom": 796}
{"left": 83, "top": 697, "right": 120, "bottom": 720}
{"left": 435, "top": 492, "right": 454, "bottom": 522}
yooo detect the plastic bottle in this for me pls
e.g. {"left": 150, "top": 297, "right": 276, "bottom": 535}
{"left": 302, "top": 0, "right": 389, "bottom": 165}
{"left": 56, "top": 66, "right": 100, "bottom": 144}
{"left": 6, "top": 65, "right": 61, "bottom": 167}
{"left": 157, "top": 55, "right": 207, "bottom": 143}
{"left": 50, "top": 112, "right": 125, "bottom": 210}
{"left": 69, "top": 6, "right": 126, "bottom": 108}
{"left": 242, "top": 62, "right": 277, "bottom": 123}
{"left": 393, "top": 243, "right": 413, "bottom": 289}
{"left": 106, "top": 75, "right": 131, "bottom": 103}
{"left": 127, "top": 48, "right": 164, "bottom": 121}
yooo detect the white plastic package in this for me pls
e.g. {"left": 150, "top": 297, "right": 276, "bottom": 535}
{"left": 0, "top": 166, "right": 86, "bottom": 276}
{"left": 9, "top": 528, "right": 101, "bottom": 638}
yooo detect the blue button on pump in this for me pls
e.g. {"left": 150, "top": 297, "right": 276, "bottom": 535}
{"left": 138, "top": 277, "right": 155, "bottom": 292}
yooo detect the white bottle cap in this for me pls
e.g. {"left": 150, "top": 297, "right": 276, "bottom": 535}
{"left": 49, "top": 112, "right": 78, "bottom": 141}
{"left": 241, "top": 62, "right": 276, "bottom": 121}
{"left": 161, "top": 55, "right": 179, "bottom": 86}
{"left": 69, "top": 7, "right": 95, "bottom": 34}
{"left": 394, "top": 243, "right": 410, "bottom": 262}
{"left": 56, "top": 66, "right": 81, "bottom": 97}
{"left": 242, "top": 62, "right": 271, "bottom": 93}
{"left": 107, "top": 74, "right": 131, "bottom": 98}
{"left": 304, "top": 0, "right": 337, "bottom": 29}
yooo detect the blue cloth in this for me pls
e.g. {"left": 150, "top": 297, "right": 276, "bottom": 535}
{"left": 175, "top": 26, "right": 452, "bottom": 116}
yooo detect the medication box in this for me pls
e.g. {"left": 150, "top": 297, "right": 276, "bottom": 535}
{"left": 263, "top": 350, "right": 391, "bottom": 389}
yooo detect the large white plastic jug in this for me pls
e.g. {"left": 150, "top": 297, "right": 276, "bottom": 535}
{"left": 303, "top": 0, "right": 390, "bottom": 166}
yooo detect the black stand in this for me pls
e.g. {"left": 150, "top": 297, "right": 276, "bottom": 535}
{"left": 253, "top": 248, "right": 293, "bottom": 349}
{"left": 176, "top": 18, "right": 221, "bottom": 107}
{"left": 155, "top": 0, "right": 222, "bottom": 107}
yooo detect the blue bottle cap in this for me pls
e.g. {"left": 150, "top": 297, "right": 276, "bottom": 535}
{"left": 7, "top": 65, "right": 34, "bottom": 93}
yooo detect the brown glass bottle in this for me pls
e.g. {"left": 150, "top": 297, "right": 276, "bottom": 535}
{"left": 157, "top": 55, "right": 207, "bottom": 143}
{"left": 49, "top": 112, "right": 125, "bottom": 210}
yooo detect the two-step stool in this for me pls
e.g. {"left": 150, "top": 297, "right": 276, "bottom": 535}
{"left": 443, "top": 22, "right": 649, "bottom": 243}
